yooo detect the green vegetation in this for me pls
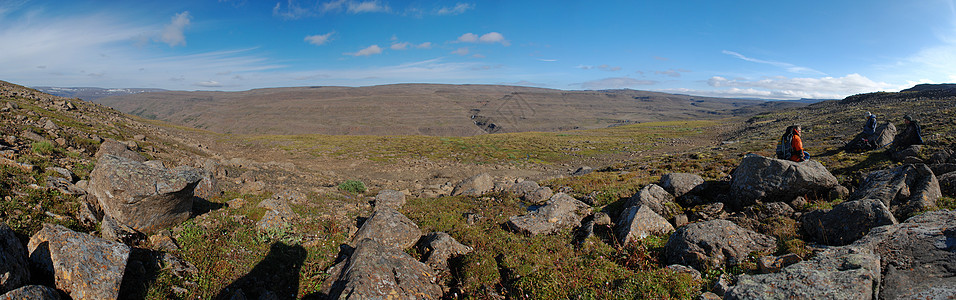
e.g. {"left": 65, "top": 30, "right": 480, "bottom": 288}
{"left": 31, "top": 141, "right": 58, "bottom": 155}
{"left": 337, "top": 180, "right": 367, "bottom": 194}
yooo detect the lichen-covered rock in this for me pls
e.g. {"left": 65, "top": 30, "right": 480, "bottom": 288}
{"left": 802, "top": 198, "right": 897, "bottom": 246}
{"left": 374, "top": 189, "right": 406, "bottom": 209}
{"left": 94, "top": 138, "right": 146, "bottom": 162}
{"left": 850, "top": 164, "right": 941, "bottom": 219}
{"left": 0, "top": 285, "right": 61, "bottom": 300}
{"left": 729, "top": 154, "right": 839, "bottom": 209}
{"left": 726, "top": 246, "right": 880, "bottom": 300}
{"left": 525, "top": 187, "right": 553, "bottom": 204}
{"left": 323, "top": 238, "right": 442, "bottom": 300}
{"left": 89, "top": 155, "right": 201, "bottom": 234}
{"left": 419, "top": 232, "right": 473, "bottom": 272}
{"left": 938, "top": 172, "right": 956, "bottom": 197}
{"left": 616, "top": 205, "right": 674, "bottom": 244}
{"left": 350, "top": 207, "right": 422, "bottom": 250}
{"left": 451, "top": 173, "right": 494, "bottom": 196}
{"left": 27, "top": 224, "right": 129, "bottom": 300}
{"left": 0, "top": 223, "right": 29, "bottom": 294}
{"left": 624, "top": 184, "right": 680, "bottom": 219}
{"left": 507, "top": 193, "right": 591, "bottom": 235}
{"left": 665, "top": 219, "right": 776, "bottom": 271}
{"left": 192, "top": 169, "right": 221, "bottom": 201}
{"left": 659, "top": 173, "right": 704, "bottom": 198}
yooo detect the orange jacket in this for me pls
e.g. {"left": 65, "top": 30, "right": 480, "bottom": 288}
{"left": 790, "top": 133, "right": 804, "bottom": 162}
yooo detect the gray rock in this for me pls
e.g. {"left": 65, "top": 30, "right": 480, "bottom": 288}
{"left": 761, "top": 202, "right": 794, "bottom": 219}
{"left": 451, "top": 173, "right": 494, "bottom": 196}
{"left": 931, "top": 163, "right": 956, "bottom": 177}
{"left": 688, "top": 202, "right": 725, "bottom": 222}
{"left": 49, "top": 167, "right": 76, "bottom": 183}
{"left": 696, "top": 292, "right": 721, "bottom": 300}
{"left": 525, "top": 187, "right": 553, "bottom": 204}
{"left": 756, "top": 253, "right": 801, "bottom": 274}
{"left": 928, "top": 148, "right": 953, "bottom": 165}
{"left": 858, "top": 210, "right": 956, "bottom": 299}
{"left": 94, "top": 138, "right": 145, "bottom": 162}
{"left": 510, "top": 180, "right": 540, "bottom": 198}
{"left": 829, "top": 185, "right": 850, "bottom": 201}
{"left": 88, "top": 155, "right": 201, "bottom": 234}
{"left": 351, "top": 207, "right": 422, "bottom": 250}
{"left": 659, "top": 173, "right": 704, "bottom": 198}
{"left": 616, "top": 205, "right": 674, "bottom": 244}
{"left": 939, "top": 172, "right": 956, "bottom": 197}
{"left": 27, "top": 224, "right": 129, "bottom": 300}
{"left": 256, "top": 210, "right": 293, "bottom": 231}
{"left": 571, "top": 166, "right": 594, "bottom": 176}
{"left": 893, "top": 145, "right": 923, "bottom": 162}
{"left": 850, "top": 164, "right": 942, "bottom": 219}
{"left": 100, "top": 215, "right": 144, "bottom": 244}
{"left": 665, "top": 264, "right": 702, "bottom": 281}
{"left": 0, "top": 285, "right": 61, "bottom": 300}
{"left": 870, "top": 122, "right": 897, "bottom": 148}
{"left": 507, "top": 193, "right": 592, "bottom": 235}
{"left": 419, "top": 232, "right": 473, "bottom": 272}
{"left": 192, "top": 169, "right": 221, "bottom": 201}
{"left": 374, "top": 189, "right": 406, "bottom": 209}
{"left": 0, "top": 223, "right": 29, "bottom": 294}
{"left": 624, "top": 184, "right": 680, "bottom": 219}
{"left": 592, "top": 212, "right": 612, "bottom": 226}
{"left": 802, "top": 198, "right": 897, "bottom": 246}
{"left": 730, "top": 154, "right": 839, "bottom": 209}
{"left": 323, "top": 238, "right": 442, "bottom": 300}
{"left": 726, "top": 246, "right": 880, "bottom": 300}
{"left": 665, "top": 219, "right": 776, "bottom": 271}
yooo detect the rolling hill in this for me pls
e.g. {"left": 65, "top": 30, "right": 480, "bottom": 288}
{"left": 94, "top": 84, "right": 803, "bottom": 136}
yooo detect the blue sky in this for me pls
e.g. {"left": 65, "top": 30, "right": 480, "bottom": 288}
{"left": 1, "top": 0, "right": 955, "bottom": 99}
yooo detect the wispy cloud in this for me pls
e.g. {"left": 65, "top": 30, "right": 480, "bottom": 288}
{"left": 579, "top": 77, "right": 657, "bottom": 89}
{"left": 577, "top": 64, "right": 621, "bottom": 71}
{"left": 346, "top": 44, "right": 383, "bottom": 56}
{"left": 273, "top": 0, "right": 312, "bottom": 19}
{"left": 537, "top": 58, "right": 557, "bottom": 62}
{"left": 304, "top": 31, "right": 334, "bottom": 46}
{"left": 437, "top": 3, "right": 474, "bottom": 15}
{"left": 722, "top": 50, "right": 825, "bottom": 75}
{"left": 196, "top": 80, "right": 223, "bottom": 87}
{"left": 654, "top": 69, "right": 690, "bottom": 77}
{"left": 451, "top": 47, "right": 470, "bottom": 56}
{"left": 321, "top": 0, "right": 389, "bottom": 13}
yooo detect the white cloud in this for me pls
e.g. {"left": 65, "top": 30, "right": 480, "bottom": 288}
{"left": 701, "top": 73, "right": 894, "bottom": 99}
{"left": 479, "top": 32, "right": 505, "bottom": 43}
{"left": 654, "top": 69, "right": 690, "bottom": 77}
{"left": 580, "top": 77, "right": 657, "bottom": 89}
{"left": 390, "top": 42, "right": 409, "bottom": 50}
{"left": 304, "top": 31, "right": 334, "bottom": 46}
{"left": 451, "top": 47, "right": 470, "bottom": 56}
{"left": 346, "top": 45, "right": 383, "bottom": 56}
{"left": 159, "top": 11, "right": 191, "bottom": 47}
{"left": 457, "top": 33, "right": 478, "bottom": 43}
{"left": 196, "top": 80, "right": 223, "bottom": 87}
{"left": 437, "top": 3, "right": 474, "bottom": 15}
{"left": 537, "top": 58, "right": 557, "bottom": 62}
{"left": 416, "top": 42, "right": 432, "bottom": 49}
{"left": 723, "top": 50, "right": 825, "bottom": 75}
{"left": 273, "top": 0, "right": 312, "bottom": 19}
{"left": 320, "top": 0, "right": 388, "bottom": 13}
{"left": 578, "top": 64, "right": 621, "bottom": 71}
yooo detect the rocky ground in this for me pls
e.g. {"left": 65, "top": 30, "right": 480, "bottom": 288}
{"left": 1, "top": 79, "right": 955, "bottom": 299}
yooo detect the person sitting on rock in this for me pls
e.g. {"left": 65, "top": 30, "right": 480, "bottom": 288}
{"left": 777, "top": 125, "right": 809, "bottom": 162}
{"left": 891, "top": 115, "right": 923, "bottom": 151}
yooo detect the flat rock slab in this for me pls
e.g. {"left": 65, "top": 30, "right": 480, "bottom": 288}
{"left": 726, "top": 246, "right": 880, "bottom": 300}
{"left": 0, "top": 285, "right": 61, "bottom": 300}
{"left": 28, "top": 224, "right": 129, "bottom": 300}
{"left": 324, "top": 238, "right": 442, "bottom": 300}
{"left": 507, "top": 193, "right": 591, "bottom": 235}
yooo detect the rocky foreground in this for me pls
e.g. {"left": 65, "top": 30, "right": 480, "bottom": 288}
{"left": 2, "top": 80, "right": 956, "bottom": 299}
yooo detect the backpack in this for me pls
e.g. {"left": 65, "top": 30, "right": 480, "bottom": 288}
{"left": 776, "top": 133, "right": 793, "bottom": 159}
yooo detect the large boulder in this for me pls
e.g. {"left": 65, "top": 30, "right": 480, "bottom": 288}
{"left": 0, "top": 285, "right": 61, "bottom": 300}
{"left": 350, "top": 207, "right": 422, "bottom": 250}
{"left": 850, "top": 164, "right": 941, "bottom": 219}
{"left": 726, "top": 246, "right": 881, "bottom": 300}
{"left": 616, "top": 205, "right": 674, "bottom": 244}
{"left": 451, "top": 173, "right": 494, "bottom": 196}
{"left": 623, "top": 184, "right": 680, "bottom": 219}
{"left": 730, "top": 154, "right": 839, "bottom": 209}
{"left": 802, "top": 198, "right": 898, "bottom": 246}
{"left": 856, "top": 210, "right": 956, "bottom": 299}
{"left": 507, "top": 193, "right": 591, "bottom": 235}
{"left": 27, "top": 224, "right": 130, "bottom": 300}
{"left": 0, "top": 223, "right": 29, "bottom": 294}
{"left": 659, "top": 173, "right": 704, "bottom": 199}
{"left": 88, "top": 155, "right": 202, "bottom": 234}
{"left": 665, "top": 219, "right": 776, "bottom": 271}
{"left": 870, "top": 122, "right": 897, "bottom": 149}
{"left": 323, "top": 238, "right": 443, "bottom": 300}
{"left": 94, "top": 138, "right": 146, "bottom": 162}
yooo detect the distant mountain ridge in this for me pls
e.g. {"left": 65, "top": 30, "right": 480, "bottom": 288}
{"left": 95, "top": 84, "right": 804, "bottom": 136}
{"left": 33, "top": 86, "right": 167, "bottom": 101}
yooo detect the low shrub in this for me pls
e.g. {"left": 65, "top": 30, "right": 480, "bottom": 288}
{"left": 337, "top": 180, "right": 366, "bottom": 194}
